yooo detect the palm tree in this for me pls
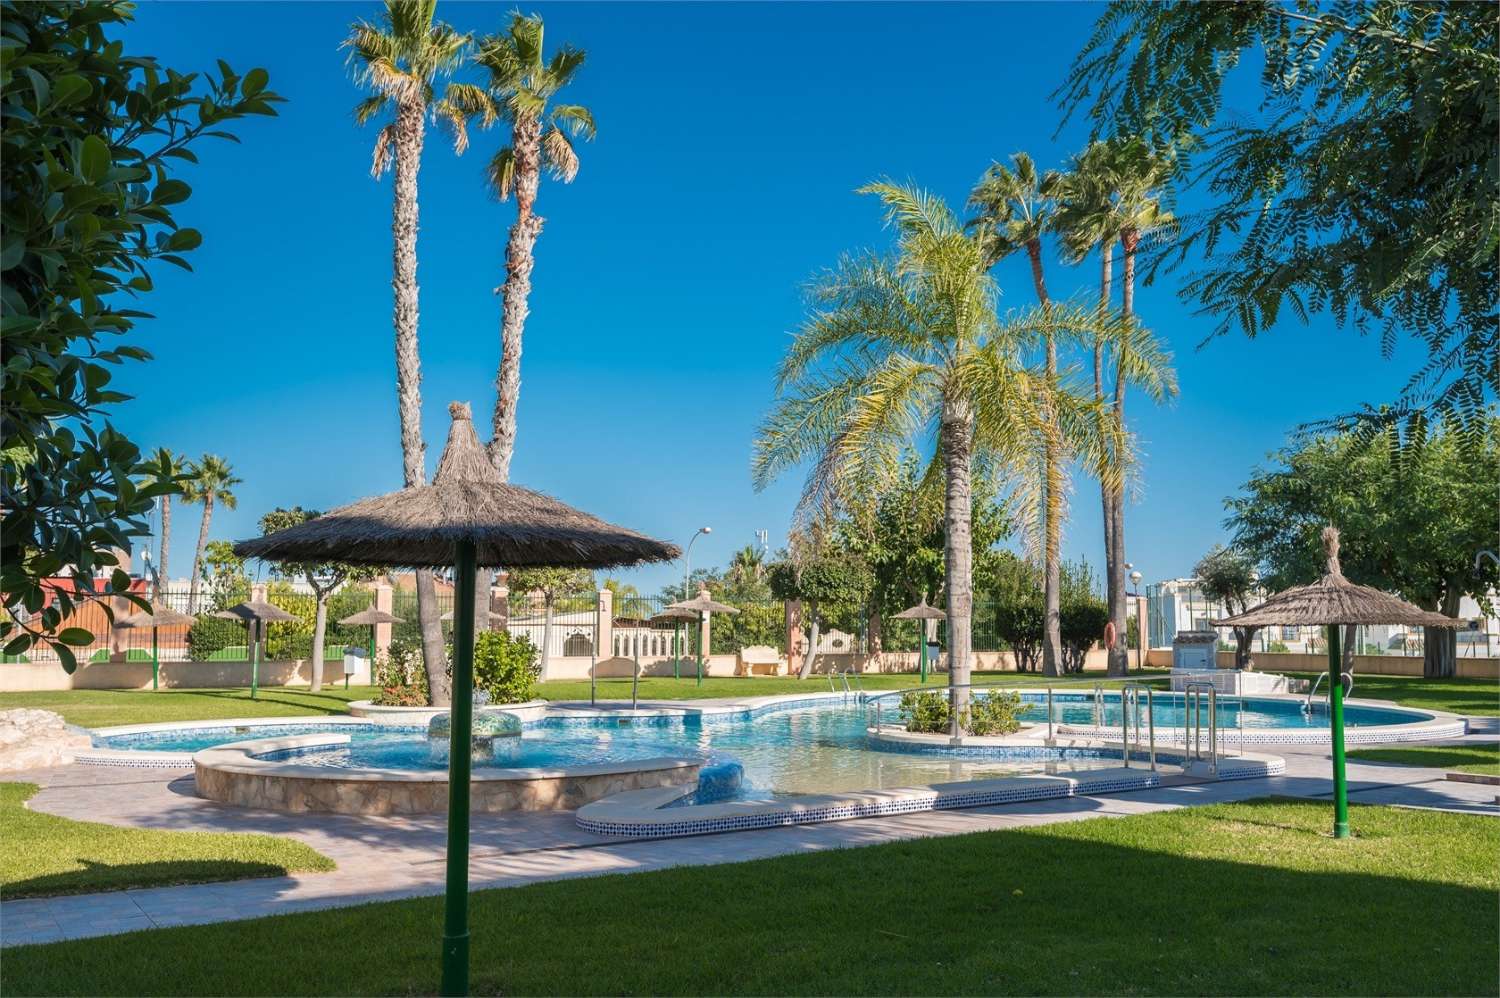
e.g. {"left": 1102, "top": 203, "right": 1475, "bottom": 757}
{"left": 1105, "top": 139, "right": 1176, "bottom": 674}
{"left": 345, "top": 0, "right": 468, "bottom": 705}
{"left": 754, "top": 181, "right": 1121, "bottom": 727}
{"left": 182, "top": 455, "right": 240, "bottom": 613}
{"left": 967, "top": 153, "right": 1070, "bottom": 677}
{"left": 143, "top": 448, "right": 185, "bottom": 589}
{"left": 729, "top": 544, "right": 766, "bottom": 583}
{"left": 443, "top": 12, "right": 595, "bottom": 481}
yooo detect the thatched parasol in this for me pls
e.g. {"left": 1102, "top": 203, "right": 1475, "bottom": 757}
{"left": 893, "top": 599, "right": 946, "bottom": 683}
{"left": 339, "top": 607, "right": 406, "bottom": 673}
{"left": 116, "top": 602, "right": 195, "bottom": 691}
{"left": 212, "top": 600, "right": 296, "bottom": 700}
{"left": 1215, "top": 526, "right": 1459, "bottom": 839}
{"left": 233, "top": 402, "right": 677, "bottom": 996}
{"left": 666, "top": 587, "right": 738, "bottom": 686}
{"left": 438, "top": 608, "right": 505, "bottom": 623}
{"left": 647, "top": 606, "right": 701, "bottom": 680}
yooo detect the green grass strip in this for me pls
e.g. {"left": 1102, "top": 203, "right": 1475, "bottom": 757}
{"left": 3, "top": 798, "right": 1495, "bottom": 996}
{"left": 0, "top": 783, "right": 334, "bottom": 900}
{"left": 1349, "top": 742, "right": 1500, "bottom": 776}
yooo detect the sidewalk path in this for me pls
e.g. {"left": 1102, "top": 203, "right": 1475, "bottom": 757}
{"left": 4, "top": 738, "right": 1495, "bottom": 948}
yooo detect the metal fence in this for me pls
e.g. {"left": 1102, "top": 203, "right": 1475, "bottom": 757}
{"left": 507, "top": 590, "right": 598, "bottom": 660}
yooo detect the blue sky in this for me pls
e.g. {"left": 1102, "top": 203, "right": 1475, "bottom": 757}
{"left": 116, "top": 1, "right": 1424, "bottom": 594}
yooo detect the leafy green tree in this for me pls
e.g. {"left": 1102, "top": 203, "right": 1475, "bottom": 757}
{"left": 508, "top": 566, "right": 594, "bottom": 674}
{"left": 755, "top": 181, "right": 1124, "bottom": 706}
{"left": 1059, "top": 559, "right": 1109, "bottom": 674}
{"left": 257, "top": 507, "right": 377, "bottom": 691}
{"left": 0, "top": 1, "right": 278, "bottom": 670}
{"left": 1059, "top": 2, "right": 1498, "bottom": 442}
{"left": 344, "top": 0, "right": 470, "bottom": 706}
{"left": 992, "top": 552, "right": 1044, "bottom": 673}
{"left": 1225, "top": 418, "right": 1499, "bottom": 677}
{"left": 767, "top": 539, "right": 870, "bottom": 677}
{"left": 1193, "top": 544, "right": 1260, "bottom": 670}
{"left": 182, "top": 455, "right": 240, "bottom": 613}
{"left": 442, "top": 12, "right": 595, "bottom": 479}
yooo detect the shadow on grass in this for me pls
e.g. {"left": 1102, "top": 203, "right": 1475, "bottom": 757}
{"left": 3, "top": 800, "right": 1495, "bottom": 996}
{"left": 2, "top": 858, "right": 296, "bottom": 901}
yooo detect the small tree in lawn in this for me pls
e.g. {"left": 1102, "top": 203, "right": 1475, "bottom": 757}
{"left": 257, "top": 508, "right": 374, "bottom": 691}
{"left": 1194, "top": 545, "right": 1260, "bottom": 670}
{"left": 507, "top": 566, "right": 595, "bottom": 676}
{"left": 767, "top": 536, "right": 870, "bottom": 679}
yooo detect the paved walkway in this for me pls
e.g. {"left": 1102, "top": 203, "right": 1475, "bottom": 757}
{"left": 4, "top": 736, "right": 1495, "bottom": 948}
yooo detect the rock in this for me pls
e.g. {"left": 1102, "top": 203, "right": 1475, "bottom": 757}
{"left": 0, "top": 709, "right": 91, "bottom": 771}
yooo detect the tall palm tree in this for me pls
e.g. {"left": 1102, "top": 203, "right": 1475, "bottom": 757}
{"left": 729, "top": 544, "right": 766, "bottom": 583}
{"left": 182, "top": 455, "right": 240, "bottom": 613}
{"left": 1104, "top": 139, "right": 1176, "bottom": 674}
{"left": 143, "top": 448, "right": 185, "bottom": 589}
{"left": 967, "top": 153, "right": 1070, "bottom": 677}
{"left": 443, "top": 12, "right": 595, "bottom": 480}
{"left": 754, "top": 181, "right": 1121, "bottom": 727}
{"left": 345, "top": 0, "right": 468, "bottom": 705}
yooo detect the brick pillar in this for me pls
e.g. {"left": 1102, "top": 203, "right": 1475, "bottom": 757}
{"left": 785, "top": 600, "right": 805, "bottom": 675}
{"left": 374, "top": 582, "right": 394, "bottom": 660}
{"left": 596, "top": 588, "right": 614, "bottom": 659}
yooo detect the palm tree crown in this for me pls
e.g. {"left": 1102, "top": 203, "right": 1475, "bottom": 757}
{"left": 345, "top": 0, "right": 470, "bottom": 175}
{"left": 182, "top": 455, "right": 240, "bottom": 510}
{"left": 966, "top": 152, "right": 1059, "bottom": 276}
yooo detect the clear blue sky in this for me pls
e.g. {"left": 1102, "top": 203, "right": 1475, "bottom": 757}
{"left": 116, "top": 1, "right": 1423, "bottom": 594}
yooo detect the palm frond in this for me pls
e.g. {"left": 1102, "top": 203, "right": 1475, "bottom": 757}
{"left": 352, "top": 94, "right": 389, "bottom": 127}
{"left": 487, "top": 146, "right": 517, "bottom": 200}
{"left": 549, "top": 103, "right": 596, "bottom": 139}
{"left": 541, "top": 126, "right": 579, "bottom": 182}
{"left": 370, "top": 124, "right": 396, "bottom": 178}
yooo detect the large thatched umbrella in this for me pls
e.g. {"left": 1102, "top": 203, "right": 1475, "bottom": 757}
{"left": 213, "top": 600, "right": 295, "bottom": 700}
{"left": 892, "top": 599, "right": 946, "bottom": 684}
{"left": 338, "top": 606, "right": 405, "bottom": 669}
{"left": 667, "top": 587, "right": 738, "bottom": 687}
{"left": 650, "top": 606, "right": 699, "bottom": 680}
{"left": 235, "top": 402, "right": 678, "bottom": 996}
{"left": 1216, "top": 527, "right": 1459, "bottom": 838}
{"left": 116, "top": 602, "right": 194, "bottom": 691}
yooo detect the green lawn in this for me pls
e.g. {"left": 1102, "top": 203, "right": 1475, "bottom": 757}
{"left": 0, "top": 783, "right": 333, "bottom": 900}
{"left": 1348, "top": 743, "right": 1500, "bottom": 776}
{"left": 3, "top": 798, "right": 1493, "bottom": 996}
{"left": 0, "top": 686, "right": 382, "bottom": 729}
{"left": 536, "top": 668, "right": 1169, "bottom": 704}
{"left": 1284, "top": 672, "right": 1500, "bottom": 716}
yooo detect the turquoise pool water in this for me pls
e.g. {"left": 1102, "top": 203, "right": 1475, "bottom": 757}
{"left": 93, "top": 693, "right": 1430, "bottom": 798}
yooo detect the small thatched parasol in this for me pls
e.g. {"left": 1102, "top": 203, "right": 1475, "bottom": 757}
{"left": 1215, "top": 526, "right": 1459, "bottom": 839}
{"left": 212, "top": 600, "right": 295, "bottom": 700}
{"left": 647, "top": 606, "right": 701, "bottom": 680}
{"left": 233, "top": 402, "right": 677, "bottom": 996}
{"left": 666, "top": 587, "right": 738, "bottom": 686}
{"left": 116, "top": 602, "right": 195, "bottom": 691}
{"left": 893, "top": 599, "right": 946, "bottom": 683}
{"left": 339, "top": 607, "right": 406, "bottom": 672}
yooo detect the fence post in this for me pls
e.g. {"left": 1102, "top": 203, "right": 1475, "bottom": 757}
{"left": 785, "top": 600, "right": 804, "bottom": 675}
{"left": 374, "top": 582, "right": 395, "bottom": 662}
{"left": 596, "top": 588, "right": 614, "bottom": 661}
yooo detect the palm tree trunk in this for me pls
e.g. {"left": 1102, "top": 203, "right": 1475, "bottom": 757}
{"left": 390, "top": 98, "right": 449, "bottom": 706}
{"left": 1027, "top": 241, "right": 1064, "bottom": 679}
{"left": 189, "top": 497, "right": 213, "bottom": 613}
{"left": 1096, "top": 240, "right": 1114, "bottom": 616}
{"left": 310, "top": 591, "right": 328, "bottom": 692}
{"left": 942, "top": 397, "right": 975, "bottom": 728}
{"left": 488, "top": 116, "right": 544, "bottom": 481}
{"left": 1106, "top": 230, "right": 1138, "bottom": 676}
{"left": 159, "top": 495, "right": 171, "bottom": 585}
{"left": 540, "top": 597, "right": 554, "bottom": 679}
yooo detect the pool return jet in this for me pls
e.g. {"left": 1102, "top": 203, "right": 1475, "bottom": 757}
{"left": 234, "top": 402, "right": 679, "bottom": 996}
{"left": 1214, "top": 526, "right": 1459, "bottom": 839}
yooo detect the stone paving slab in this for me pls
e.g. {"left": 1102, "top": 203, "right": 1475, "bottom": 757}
{"left": 2, "top": 740, "right": 1495, "bottom": 948}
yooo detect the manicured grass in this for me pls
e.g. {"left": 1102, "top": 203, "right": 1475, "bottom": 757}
{"left": 0, "top": 687, "right": 381, "bottom": 729}
{"left": 0, "top": 783, "right": 333, "bottom": 900}
{"left": 537, "top": 668, "right": 1169, "bottom": 703}
{"left": 4, "top": 798, "right": 1495, "bottom": 996}
{"left": 1284, "top": 672, "right": 1500, "bottom": 716}
{"left": 1349, "top": 743, "right": 1500, "bottom": 776}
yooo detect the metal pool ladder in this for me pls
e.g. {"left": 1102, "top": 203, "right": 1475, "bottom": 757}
{"left": 1303, "top": 670, "right": 1354, "bottom": 713}
{"left": 1119, "top": 682, "right": 1157, "bottom": 771}
{"left": 1182, "top": 680, "right": 1218, "bottom": 775}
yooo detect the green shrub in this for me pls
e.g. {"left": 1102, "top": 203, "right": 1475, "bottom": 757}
{"left": 373, "top": 637, "right": 428, "bottom": 706}
{"left": 899, "top": 691, "right": 951, "bottom": 733}
{"left": 963, "top": 690, "right": 1029, "bottom": 735}
{"left": 473, "top": 630, "right": 540, "bottom": 704}
{"left": 1267, "top": 640, "right": 1290, "bottom": 654}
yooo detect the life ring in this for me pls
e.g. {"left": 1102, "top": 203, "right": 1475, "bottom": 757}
{"left": 1104, "top": 621, "right": 1117, "bottom": 650}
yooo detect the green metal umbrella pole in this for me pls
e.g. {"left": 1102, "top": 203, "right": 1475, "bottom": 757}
{"left": 893, "top": 600, "right": 945, "bottom": 687}
{"left": 665, "top": 589, "right": 738, "bottom": 689}
{"left": 441, "top": 540, "right": 477, "bottom": 997}
{"left": 1326, "top": 624, "right": 1350, "bottom": 838}
{"left": 213, "top": 601, "right": 294, "bottom": 701}
{"left": 151, "top": 627, "right": 159, "bottom": 691}
{"left": 116, "top": 602, "right": 195, "bottom": 695}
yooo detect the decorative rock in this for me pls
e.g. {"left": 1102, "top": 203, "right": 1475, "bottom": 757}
{"left": 0, "top": 709, "right": 91, "bottom": 771}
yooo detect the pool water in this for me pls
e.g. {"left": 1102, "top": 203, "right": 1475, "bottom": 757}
{"left": 93, "top": 693, "right": 1429, "bottom": 800}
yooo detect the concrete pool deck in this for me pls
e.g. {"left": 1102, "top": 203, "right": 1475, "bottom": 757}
{"left": 3, "top": 733, "right": 1495, "bottom": 948}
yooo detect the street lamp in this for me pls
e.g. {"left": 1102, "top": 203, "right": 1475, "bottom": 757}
{"left": 1128, "top": 568, "right": 1144, "bottom": 673}
{"left": 684, "top": 526, "right": 712, "bottom": 601}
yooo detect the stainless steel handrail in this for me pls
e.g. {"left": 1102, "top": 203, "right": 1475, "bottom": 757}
{"left": 1120, "top": 681, "right": 1157, "bottom": 771}
{"left": 1182, "top": 680, "right": 1218, "bottom": 775}
{"left": 1303, "top": 670, "right": 1354, "bottom": 712}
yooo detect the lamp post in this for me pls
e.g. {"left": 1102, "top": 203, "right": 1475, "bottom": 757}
{"left": 683, "top": 526, "right": 711, "bottom": 670}
{"left": 1128, "top": 568, "right": 1144, "bottom": 673}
